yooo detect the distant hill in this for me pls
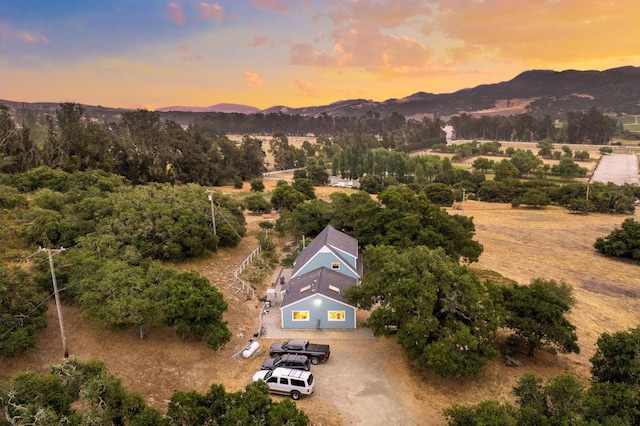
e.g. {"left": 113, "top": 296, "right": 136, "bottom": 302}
{"left": 0, "top": 100, "right": 128, "bottom": 123}
{"left": 261, "top": 66, "right": 640, "bottom": 119}
{"left": 155, "top": 103, "right": 260, "bottom": 114}
{"left": 4, "top": 66, "right": 640, "bottom": 123}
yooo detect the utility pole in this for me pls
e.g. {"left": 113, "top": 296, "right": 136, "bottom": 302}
{"left": 39, "top": 247, "right": 68, "bottom": 358}
{"left": 462, "top": 188, "right": 466, "bottom": 213}
{"left": 206, "top": 190, "right": 217, "bottom": 236}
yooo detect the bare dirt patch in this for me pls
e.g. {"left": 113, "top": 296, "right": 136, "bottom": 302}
{"left": 3, "top": 186, "right": 640, "bottom": 425}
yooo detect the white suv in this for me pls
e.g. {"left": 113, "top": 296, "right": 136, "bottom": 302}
{"left": 252, "top": 367, "right": 315, "bottom": 400}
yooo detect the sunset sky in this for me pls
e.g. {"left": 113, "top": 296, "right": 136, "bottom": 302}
{"left": 3, "top": 0, "right": 640, "bottom": 111}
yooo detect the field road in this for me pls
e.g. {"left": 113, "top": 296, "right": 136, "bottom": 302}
{"left": 590, "top": 153, "right": 639, "bottom": 185}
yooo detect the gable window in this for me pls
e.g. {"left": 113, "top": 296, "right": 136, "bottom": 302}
{"left": 328, "top": 310, "right": 345, "bottom": 321}
{"left": 292, "top": 310, "right": 309, "bottom": 321}
{"left": 331, "top": 262, "right": 340, "bottom": 269}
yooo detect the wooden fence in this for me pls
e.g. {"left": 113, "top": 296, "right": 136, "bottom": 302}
{"left": 227, "top": 246, "right": 261, "bottom": 299}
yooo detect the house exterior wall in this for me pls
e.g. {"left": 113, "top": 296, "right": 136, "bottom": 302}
{"left": 331, "top": 246, "right": 357, "bottom": 269}
{"left": 281, "top": 294, "right": 356, "bottom": 329}
{"left": 291, "top": 252, "right": 359, "bottom": 280}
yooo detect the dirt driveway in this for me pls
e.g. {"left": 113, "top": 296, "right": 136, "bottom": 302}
{"left": 257, "top": 294, "right": 420, "bottom": 425}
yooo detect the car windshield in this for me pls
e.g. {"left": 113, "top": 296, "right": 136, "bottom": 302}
{"left": 307, "top": 373, "right": 314, "bottom": 385}
{"left": 263, "top": 370, "right": 273, "bottom": 381}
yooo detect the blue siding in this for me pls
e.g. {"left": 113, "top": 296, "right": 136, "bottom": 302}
{"left": 292, "top": 252, "right": 359, "bottom": 280}
{"left": 281, "top": 295, "right": 356, "bottom": 329}
{"left": 332, "top": 246, "right": 357, "bottom": 269}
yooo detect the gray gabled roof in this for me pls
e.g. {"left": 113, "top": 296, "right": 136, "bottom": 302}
{"left": 292, "top": 225, "right": 360, "bottom": 276}
{"left": 281, "top": 266, "right": 358, "bottom": 308}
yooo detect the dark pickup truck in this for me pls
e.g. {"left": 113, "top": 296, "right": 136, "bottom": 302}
{"left": 269, "top": 339, "right": 331, "bottom": 365}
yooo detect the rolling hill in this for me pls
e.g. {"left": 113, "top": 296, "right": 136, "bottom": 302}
{"left": 3, "top": 66, "right": 640, "bottom": 122}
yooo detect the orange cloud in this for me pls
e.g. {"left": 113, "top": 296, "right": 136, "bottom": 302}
{"left": 327, "top": 0, "right": 433, "bottom": 28}
{"left": 249, "top": 34, "right": 275, "bottom": 47}
{"left": 251, "top": 0, "right": 291, "bottom": 13}
{"left": 21, "top": 32, "right": 51, "bottom": 45}
{"left": 0, "top": 22, "right": 51, "bottom": 45}
{"left": 434, "top": 0, "right": 640, "bottom": 66}
{"left": 290, "top": 20, "right": 433, "bottom": 75}
{"left": 295, "top": 79, "right": 321, "bottom": 98}
{"left": 167, "top": 3, "right": 187, "bottom": 26}
{"left": 198, "top": 2, "right": 225, "bottom": 22}
{"left": 242, "top": 70, "right": 265, "bottom": 86}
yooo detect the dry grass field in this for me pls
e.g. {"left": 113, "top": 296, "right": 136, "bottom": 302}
{"left": 2, "top": 177, "right": 640, "bottom": 425}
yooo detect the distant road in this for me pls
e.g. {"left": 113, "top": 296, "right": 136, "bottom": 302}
{"left": 591, "top": 154, "right": 639, "bottom": 185}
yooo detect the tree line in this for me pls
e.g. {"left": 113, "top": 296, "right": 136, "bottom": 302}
{"left": 445, "top": 327, "right": 640, "bottom": 425}
{"left": 0, "top": 103, "right": 268, "bottom": 185}
{"left": 0, "top": 357, "right": 309, "bottom": 425}
{"left": 449, "top": 107, "right": 619, "bottom": 144}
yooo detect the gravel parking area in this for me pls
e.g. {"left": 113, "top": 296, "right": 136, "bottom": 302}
{"left": 591, "top": 153, "right": 639, "bottom": 185}
{"left": 252, "top": 271, "right": 424, "bottom": 425}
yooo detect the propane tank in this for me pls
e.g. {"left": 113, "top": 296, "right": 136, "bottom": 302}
{"left": 242, "top": 340, "right": 260, "bottom": 358}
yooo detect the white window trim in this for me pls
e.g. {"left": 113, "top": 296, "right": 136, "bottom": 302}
{"left": 327, "top": 310, "right": 346, "bottom": 321}
{"left": 292, "top": 310, "right": 310, "bottom": 321}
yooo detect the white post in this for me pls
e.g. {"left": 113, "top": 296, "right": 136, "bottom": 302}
{"left": 207, "top": 190, "right": 216, "bottom": 236}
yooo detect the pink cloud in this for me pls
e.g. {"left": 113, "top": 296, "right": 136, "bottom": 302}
{"left": 242, "top": 71, "right": 265, "bottom": 86}
{"left": 0, "top": 22, "right": 51, "bottom": 45}
{"left": 289, "top": 20, "right": 433, "bottom": 75}
{"left": 198, "top": 2, "right": 226, "bottom": 22}
{"left": 179, "top": 45, "right": 205, "bottom": 62}
{"left": 167, "top": 3, "right": 187, "bottom": 26}
{"left": 295, "top": 80, "right": 321, "bottom": 98}
{"left": 22, "top": 32, "right": 51, "bottom": 44}
{"left": 251, "top": 0, "right": 291, "bottom": 13}
{"left": 249, "top": 34, "right": 275, "bottom": 47}
{"left": 326, "top": 0, "right": 432, "bottom": 28}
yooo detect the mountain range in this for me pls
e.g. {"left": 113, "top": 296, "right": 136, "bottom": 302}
{"left": 3, "top": 66, "right": 640, "bottom": 122}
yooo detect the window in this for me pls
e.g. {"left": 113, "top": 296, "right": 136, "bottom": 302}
{"left": 292, "top": 311, "right": 309, "bottom": 321}
{"left": 291, "top": 379, "right": 305, "bottom": 387}
{"left": 267, "top": 377, "right": 278, "bottom": 384}
{"left": 331, "top": 262, "right": 340, "bottom": 269}
{"left": 279, "top": 378, "right": 289, "bottom": 385}
{"left": 328, "top": 310, "right": 345, "bottom": 321}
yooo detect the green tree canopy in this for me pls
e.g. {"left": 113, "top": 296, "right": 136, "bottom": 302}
{"left": 360, "top": 186, "right": 483, "bottom": 262}
{"left": 345, "top": 245, "right": 499, "bottom": 377}
{"left": 594, "top": 218, "right": 640, "bottom": 260}
{"left": 0, "top": 262, "right": 48, "bottom": 357}
{"left": 57, "top": 250, "right": 231, "bottom": 347}
{"left": 501, "top": 278, "right": 579, "bottom": 357}
{"left": 1, "top": 357, "right": 162, "bottom": 424}
{"left": 510, "top": 150, "right": 543, "bottom": 178}
{"left": 551, "top": 158, "right": 588, "bottom": 178}
{"left": 513, "top": 188, "right": 551, "bottom": 208}
{"left": 270, "top": 181, "right": 306, "bottom": 211}
{"left": 590, "top": 327, "right": 640, "bottom": 385}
